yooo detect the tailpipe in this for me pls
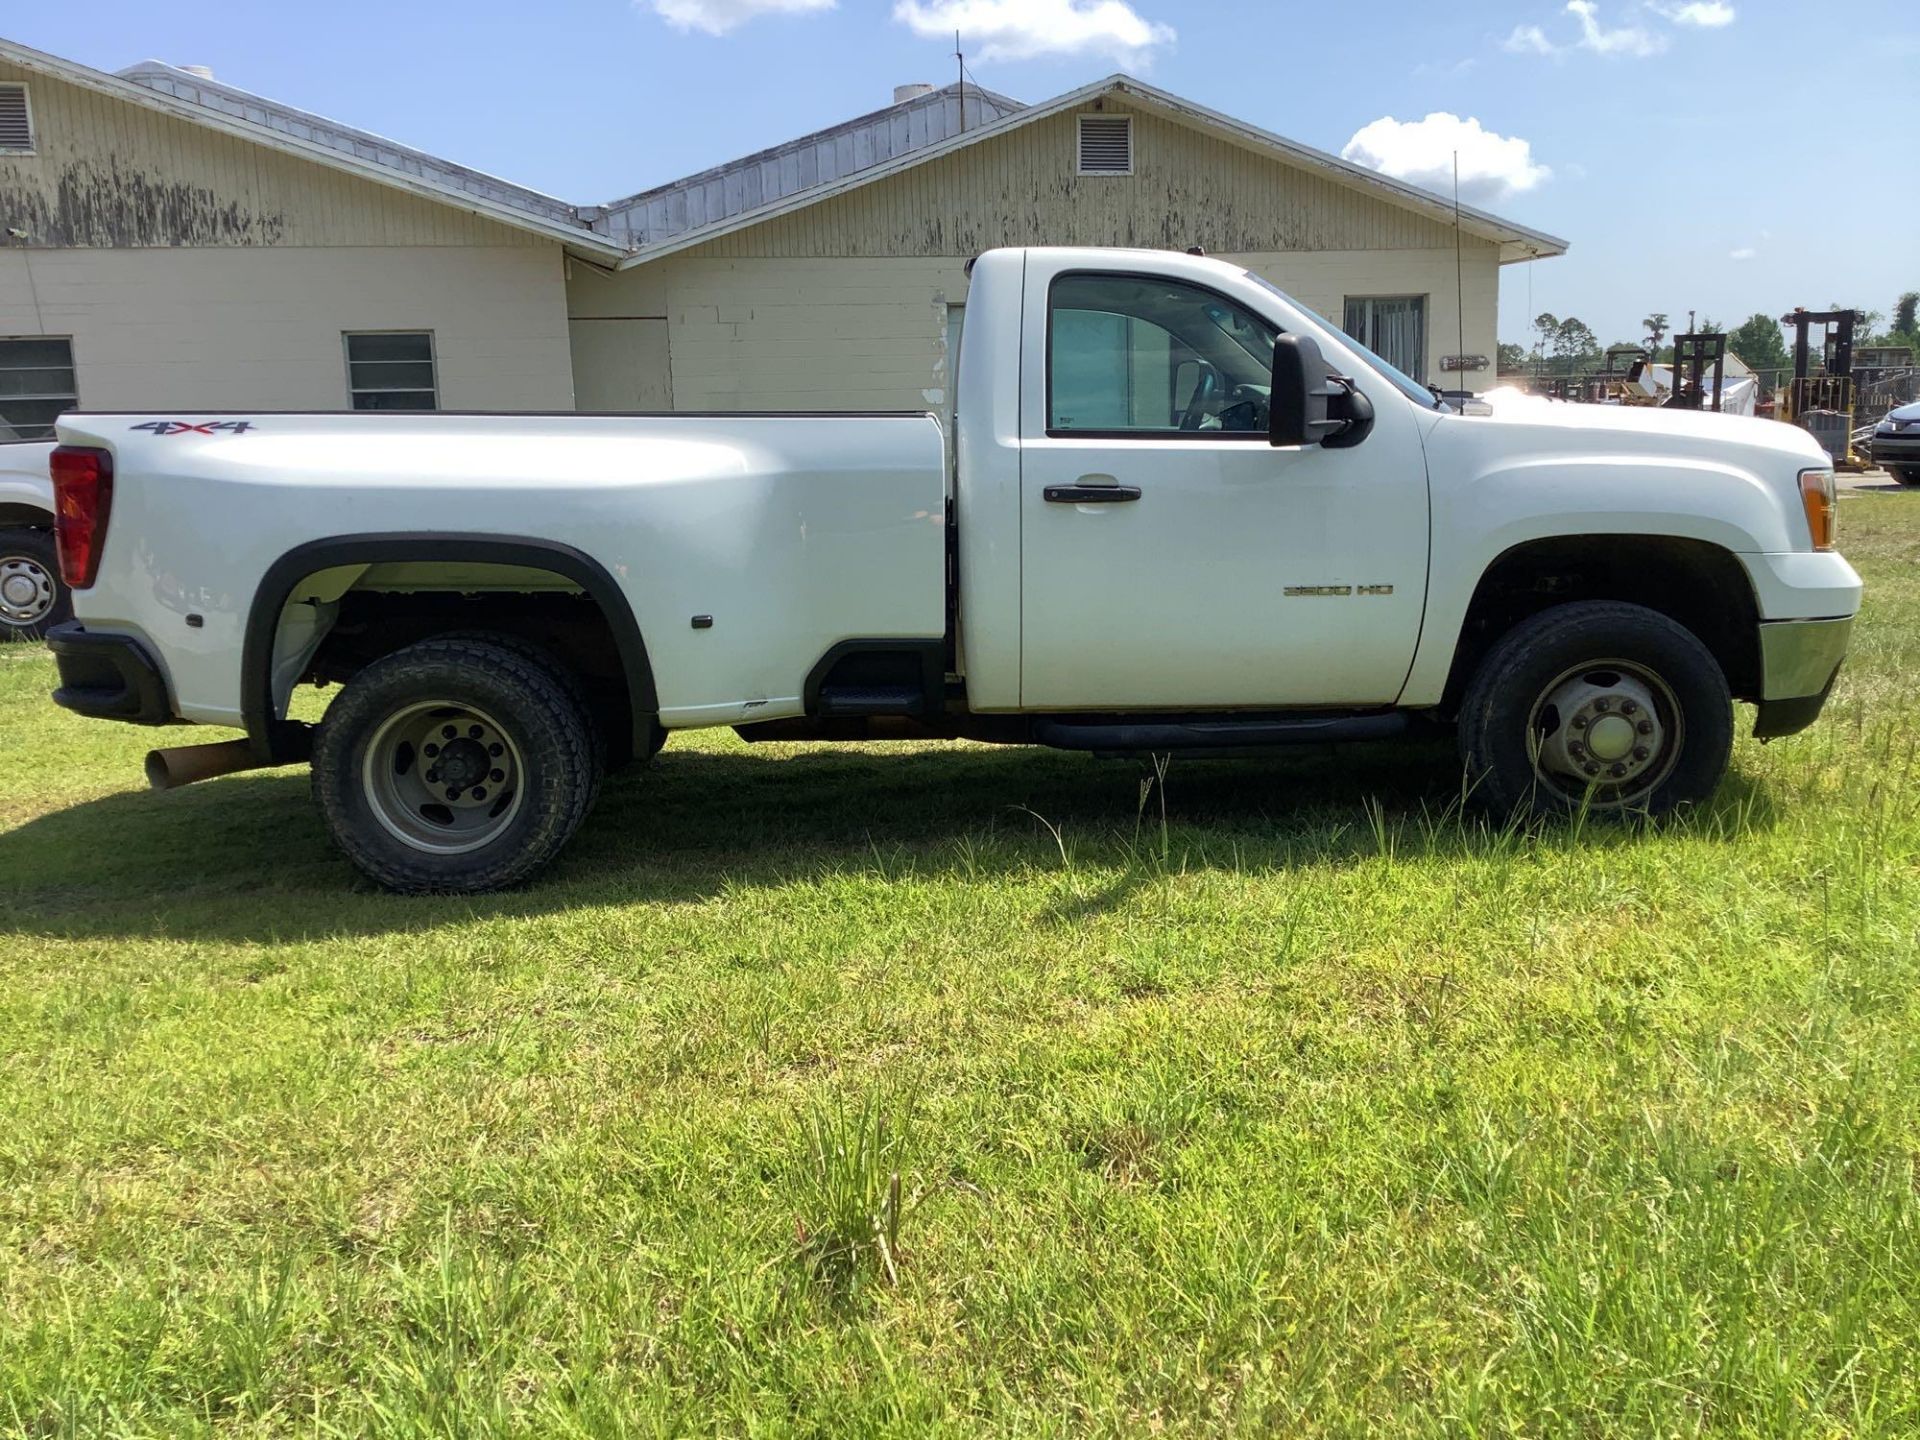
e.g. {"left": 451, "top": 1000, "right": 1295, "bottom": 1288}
{"left": 144, "top": 737, "right": 273, "bottom": 791}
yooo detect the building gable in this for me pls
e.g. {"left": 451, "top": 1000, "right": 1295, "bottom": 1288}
{"left": 682, "top": 97, "right": 1472, "bottom": 261}
{"left": 0, "top": 58, "right": 550, "bottom": 249}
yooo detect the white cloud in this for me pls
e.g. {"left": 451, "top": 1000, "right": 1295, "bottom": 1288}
{"left": 1501, "top": 23, "right": 1561, "bottom": 55}
{"left": 1729, "top": 246, "right": 1757, "bottom": 260}
{"left": 1341, "top": 113, "right": 1551, "bottom": 206}
{"left": 648, "top": 0, "right": 834, "bottom": 36}
{"left": 892, "top": 0, "right": 1175, "bottom": 67}
{"left": 1566, "top": 1, "right": 1667, "bottom": 56}
{"left": 1650, "top": 0, "right": 1736, "bottom": 26}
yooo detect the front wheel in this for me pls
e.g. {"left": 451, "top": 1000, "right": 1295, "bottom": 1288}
{"left": 1891, "top": 466, "right": 1920, "bottom": 488}
{"left": 312, "top": 636, "right": 600, "bottom": 893}
{"left": 0, "top": 528, "right": 68, "bottom": 642}
{"left": 1459, "top": 601, "right": 1733, "bottom": 818}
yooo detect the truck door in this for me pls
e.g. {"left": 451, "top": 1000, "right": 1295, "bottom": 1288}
{"left": 1017, "top": 258, "right": 1431, "bottom": 710}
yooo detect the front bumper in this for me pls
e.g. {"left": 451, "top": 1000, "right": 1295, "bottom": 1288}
{"left": 1870, "top": 432, "right": 1920, "bottom": 466}
{"left": 1752, "top": 615, "right": 1852, "bottom": 739}
{"left": 46, "top": 621, "right": 179, "bottom": 725}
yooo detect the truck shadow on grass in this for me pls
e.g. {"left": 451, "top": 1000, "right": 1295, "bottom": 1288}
{"left": 0, "top": 738, "right": 1783, "bottom": 944}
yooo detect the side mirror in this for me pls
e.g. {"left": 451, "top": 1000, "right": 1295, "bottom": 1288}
{"left": 1269, "top": 334, "right": 1375, "bottom": 449}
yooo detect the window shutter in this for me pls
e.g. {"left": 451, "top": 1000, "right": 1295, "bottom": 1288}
{"left": 0, "top": 86, "right": 31, "bottom": 151}
{"left": 1076, "top": 115, "right": 1132, "bottom": 175}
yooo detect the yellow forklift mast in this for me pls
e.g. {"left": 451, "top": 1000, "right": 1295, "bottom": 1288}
{"left": 1780, "top": 307, "right": 1867, "bottom": 470}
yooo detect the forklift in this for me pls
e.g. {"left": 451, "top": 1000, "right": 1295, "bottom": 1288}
{"left": 1666, "top": 331, "right": 1728, "bottom": 412}
{"left": 1779, "top": 308, "right": 1868, "bottom": 470}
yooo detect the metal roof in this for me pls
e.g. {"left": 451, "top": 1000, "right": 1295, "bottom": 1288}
{"left": 5, "top": 39, "right": 1568, "bottom": 271}
{"left": 588, "top": 81, "right": 1024, "bottom": 249}
{"left": 117, "top": 59, "right": 580, "bottom": 229}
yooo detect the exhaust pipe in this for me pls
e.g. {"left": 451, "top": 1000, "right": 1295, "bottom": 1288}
{"left": 144, "top": 737, "right": 274, "bottom": 791}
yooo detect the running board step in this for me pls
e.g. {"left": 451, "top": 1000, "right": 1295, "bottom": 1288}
{"left": 815, "top": 684, "right": 928, "bottom": 718}
{"left": 1032, "top": 712, "right": 1410, "bottom": 752}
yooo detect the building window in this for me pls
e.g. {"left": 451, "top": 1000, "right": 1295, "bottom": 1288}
{"left": 0, "top": 85, "right": 31, "bottom": 152}
{"left": 1048, "top": 273, "right": 1277, "bottom": 436}
{"left": 0, "top": 337, "right": 77, "bottom": 441}
{"left": 1076, "top": 114, "right": 1132, "bottom": 175}
{"left": 344, "top": 331, "right": 438, "bottom": 410}
{"left": 1343, "top": 296, "right": 1427, "bottom": 382}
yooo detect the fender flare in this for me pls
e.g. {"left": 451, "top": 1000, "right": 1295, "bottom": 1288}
{"left": 242, "top": 533, "right": 658, "bottom": 763}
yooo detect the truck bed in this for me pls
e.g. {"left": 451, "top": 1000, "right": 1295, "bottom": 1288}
{"left": 54, "top": 409, "right": 949, "bottom": 731}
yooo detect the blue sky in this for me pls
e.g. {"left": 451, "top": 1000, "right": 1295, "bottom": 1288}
{"left": 14, "top": 0, "right": 1918, "bottom": 348}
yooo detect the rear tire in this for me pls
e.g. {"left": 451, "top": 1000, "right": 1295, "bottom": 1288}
{"left": 1459, "top": 601, "right": 1732, "bottom": 819}
{"left": 0, "top": 527, "right": 68, "bottom": 642}
{"left": 312, "top": 636, "right": 599, "bottom": 893}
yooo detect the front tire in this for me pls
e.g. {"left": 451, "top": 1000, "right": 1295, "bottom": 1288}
{"left": 313, "top": 637, "right": 600, "bottom": 893}
{"left": 1459, "top": 601, "right": 1733, "bottom": 819}
{"left": 1891, "top": 466, "right": 1920, "bottom": 488}
{"left": 0, "top": 528, "right": 68, "bottom": 642}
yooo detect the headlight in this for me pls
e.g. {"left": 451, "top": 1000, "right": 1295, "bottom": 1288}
{"left": 1799, "top": 467, "right": 1837, "bottom": 552}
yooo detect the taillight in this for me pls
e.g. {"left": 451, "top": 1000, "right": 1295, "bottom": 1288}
{"left": 50, "top": 445, "right": 114, "bottom": 589}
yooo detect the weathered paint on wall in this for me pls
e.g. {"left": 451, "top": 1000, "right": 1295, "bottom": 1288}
{"left": 1, "top": 245, "right": 574, "bottom": 410}
{"left": 0, "top": 59, "right": 541, "bottom": 249}
{"left": 688, "top": 99, "right": 1470, "bottom": 260}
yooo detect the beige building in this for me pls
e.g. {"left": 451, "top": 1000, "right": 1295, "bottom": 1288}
{"left": 0, "top": 38, "right": 1565, "bottom": 440}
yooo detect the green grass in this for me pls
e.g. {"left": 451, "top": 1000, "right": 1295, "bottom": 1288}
{"left": 3, "top": 492, "right": 1920, "bottom": 1436}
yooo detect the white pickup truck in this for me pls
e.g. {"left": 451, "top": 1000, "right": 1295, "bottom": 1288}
{"left": 45, "top": 247, "right": 1860, "bottom": 892}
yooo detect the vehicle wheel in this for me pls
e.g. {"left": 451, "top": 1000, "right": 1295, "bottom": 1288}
{"left": 1459, "top": 600, "right": 1733, "bottom": 819}
{"left": 431, "top": 629, "right": 611, "bottom": 785}
{"left": 1892, "top": 467, "right": 1920, "bottom": 488}
{"left": 312, "top": 636, "right": 599, "bottom": 893}
{"left": 0, "top": 527, "right": 68, "bottom": 642}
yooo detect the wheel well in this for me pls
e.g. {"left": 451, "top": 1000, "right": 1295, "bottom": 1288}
{"left": 308, "top": 584, "right": 633, "bottom": 738}
{"left": 245, "top": 537, "right": 656, "bottom": 763}
{"left": 1445, "top": 536, "right": 1762, "bottom": 708}
{"left": 0, "top": 505, "right": 52, "bottom": 529}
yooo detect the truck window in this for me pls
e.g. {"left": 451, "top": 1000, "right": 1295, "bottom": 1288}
{"left": 1047, "top": 274, "right": 1278, "bottom": 437}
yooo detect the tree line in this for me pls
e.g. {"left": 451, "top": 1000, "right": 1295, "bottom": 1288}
{"left": 1500, "top": 291, "right": 1920, "bottom": 381}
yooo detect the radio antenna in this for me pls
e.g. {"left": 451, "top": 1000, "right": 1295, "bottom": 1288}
{"left": 1453, "top": 150, "right": 1467, "bottom": 385}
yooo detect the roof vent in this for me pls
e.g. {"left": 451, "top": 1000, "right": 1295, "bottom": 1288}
{"left": 0, "top": 85, "right": 31, "bottom": 151}
{"left": 179, "top": 65, "right": 216, "bottom": 80}
{"left": 893, "top": 83, "right": 936, "bottom": 104}
{"left": 1076, "top": 114, "right": 1132, "bottom": 175}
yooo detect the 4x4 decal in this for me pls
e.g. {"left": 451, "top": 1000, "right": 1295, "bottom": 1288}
{"left": 129, "top": 420, "right": 257, "bottom": 436}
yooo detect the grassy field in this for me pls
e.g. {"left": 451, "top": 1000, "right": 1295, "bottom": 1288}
{"left": 3, "top": 492, "right": 1919, "bottom": 1437}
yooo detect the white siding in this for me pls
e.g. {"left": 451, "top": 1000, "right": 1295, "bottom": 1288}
{"left": 0, "top": 245, "right": 575, "bottom": 411}
{"left": 567, "top": 246, "right": 1496, "bottom": 414}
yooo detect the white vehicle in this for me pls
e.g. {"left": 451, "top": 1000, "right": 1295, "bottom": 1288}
{"left": 45, "top": 247, "right": 1860, "bottom": 892}
{"left": 0, "top": 440, "right": 63, "bottom": 641}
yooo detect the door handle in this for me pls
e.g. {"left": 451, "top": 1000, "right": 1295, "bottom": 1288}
{"left": 1044, "top": 483, "right": 1142, "bottom": 504}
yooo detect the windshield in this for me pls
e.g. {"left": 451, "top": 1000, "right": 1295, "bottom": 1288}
{"left": 1241, "top": 270, "right": 1441, "bottom": 410}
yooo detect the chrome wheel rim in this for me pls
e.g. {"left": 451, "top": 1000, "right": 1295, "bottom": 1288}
{"left": 361, "top": 701, "right": 525, "bottom": 854}
{"left": 0, "top": 554, "right": 55, "bottom": 628}
{"left": 1527, "top": 658, "right": 1683, "bottom": 809}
